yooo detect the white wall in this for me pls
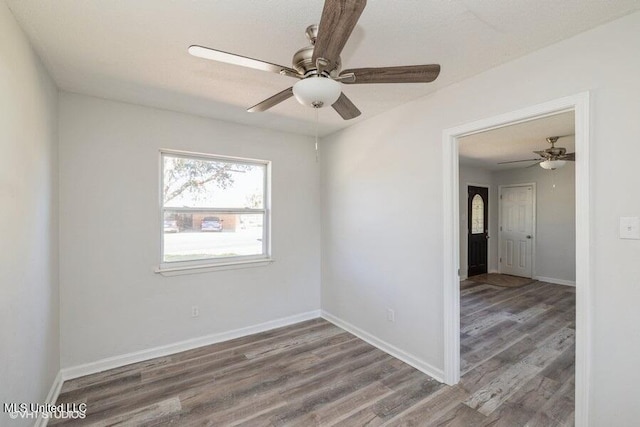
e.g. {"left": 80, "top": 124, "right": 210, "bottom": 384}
{"left": 459, "top": 161, "right": 575, "bottom": 284}
{"left": 59, "top": 93, "right": 320, "bottom": 367}
{"left": 0, "top": 1, "right": 59, "bottom": 423}
{"left": 321, "top": 12, "right": 640, "bottom": 425}
{"left": 458, "top": 165, "right": 493, "bottom": 279}
{"left": 493, "top": 163, "right": 576, "bottom": 283}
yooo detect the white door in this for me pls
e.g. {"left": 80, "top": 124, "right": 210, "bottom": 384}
{"left": 499, "top": 185, "right": 535, "bottom": 278}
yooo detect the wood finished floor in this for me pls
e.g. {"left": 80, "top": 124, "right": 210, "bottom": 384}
{"left": 53, "top": 279, "right": 575, "bottom": 426}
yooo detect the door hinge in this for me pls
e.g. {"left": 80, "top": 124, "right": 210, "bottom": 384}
{"left": 499, "top": 257, "right": 502, "bottom": 263}
{"left": 500, "top": 226, "right": 503, "bottom": 231}
{"left": 500, "top": 194, "right": 503, "bottom": 200}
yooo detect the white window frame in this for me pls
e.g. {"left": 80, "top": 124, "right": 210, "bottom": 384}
{"left": 157, "top": 149, "right": 272, "bottom": 274}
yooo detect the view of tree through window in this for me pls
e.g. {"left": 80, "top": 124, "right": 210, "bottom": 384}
{"left": 161, "top": 152, "right": 269, "bottom": 265}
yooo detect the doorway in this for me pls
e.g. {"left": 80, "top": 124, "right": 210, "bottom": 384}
{"left": 498, "top": 184, "right": 535, "bottom": 278}
{"left": 442, "top": 93, "right": 591, "bottom": 425}
{"left": 467, "top": 185, "right": 489, "bottom": 277}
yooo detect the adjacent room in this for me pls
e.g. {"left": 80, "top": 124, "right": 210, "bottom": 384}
{"left": 2, "top": 1, "right": 640, "bottom": 426}
{"left": 456, "top": 113, "right": 576, "bottom": 422}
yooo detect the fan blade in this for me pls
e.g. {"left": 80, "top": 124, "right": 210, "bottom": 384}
{"left": 340, "top": 65, "right": 441, "bottom": 84}
{"left": 247, "top": 87, "right": 294, "bottom": 113}
{"left": 498, "top": 158, "right": 542, "bottom": 164}
{"left": 189, "top": 45, "right": 300, "bottom": 77}
{"left": 313, "top": 0, "right": 367, "bottom": 71}
{"left": 561, "top": 152, "right": 575, "bottom": 161}
{"left": 332, "top": 92, "right": 361, "bottom": 120}
{"left": 527, "top": 161, "right": 543, "bottom": 168}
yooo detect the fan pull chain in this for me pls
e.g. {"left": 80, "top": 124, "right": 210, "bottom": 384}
{"left": 314, "top": 107, "right": 319, "bottom": 162}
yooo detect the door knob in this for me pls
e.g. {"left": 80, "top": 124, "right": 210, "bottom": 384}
{"left": 526, "top": 235, "right": 532, "bottom": 239}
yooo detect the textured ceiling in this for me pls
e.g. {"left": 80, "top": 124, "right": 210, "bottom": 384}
{"left": 6, "top": 0, "right": 639, "bottom": 136}
{"left": 459, "top": 111, "right": 575, "bottom": 171}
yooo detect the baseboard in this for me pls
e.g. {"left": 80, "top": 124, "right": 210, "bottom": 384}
{"left": 61, "top": 309, "right": 321, "bottom": 381}
{"left": 460, "top": 269, "right": 499, "bottom": 281}
{"left": 320, "top": 310, "right": 444, "bottom": 383}
{"left": 34, "top": 370, "right": 63, "bottom": 427}
{"left": 533, "top": 276, "right": 576, "bottom": 287}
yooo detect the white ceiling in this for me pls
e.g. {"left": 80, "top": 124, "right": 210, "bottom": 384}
{"left": 6, "top": 1, "right": 639, "bottom": 136}
{"left": 459, "top": 111, "right": 575, "bottom": 171}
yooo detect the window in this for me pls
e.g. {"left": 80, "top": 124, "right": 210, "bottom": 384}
{"left": 160, "top": 150, "right": 270, "bottom": 270}
{"left": 471, "top": 194, "right": 484, "bottom": 234}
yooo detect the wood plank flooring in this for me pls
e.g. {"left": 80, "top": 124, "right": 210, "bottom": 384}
{"left": 53, "top": 279, "right": 575, "bottom": 426}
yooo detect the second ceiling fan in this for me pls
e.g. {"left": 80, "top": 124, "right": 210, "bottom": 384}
{"left": 499, "top": 136, "right": 575, "bottom": 170}
{"left": 188, "top": 0, "right": 441, "bottom": 120}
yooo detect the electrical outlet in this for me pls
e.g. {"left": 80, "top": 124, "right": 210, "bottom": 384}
{"left": 191, "top": 306, "right": 199, "bottom": 318}
{"left": 386, "top": 309, "right": 395, "bottom": 322}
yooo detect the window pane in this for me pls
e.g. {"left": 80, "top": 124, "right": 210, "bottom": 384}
{"left": 163, "top": 155, "right": 264, "bottom": 209}
{"left": 163, "top": 212, "right": 264, "bottom": 262}
{"left": 471, "top": 194, "right": 484, "bottom": 234}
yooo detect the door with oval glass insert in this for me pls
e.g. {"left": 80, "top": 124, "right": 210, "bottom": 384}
{"left": 468, "top": 186, "right": 489, "bottom": 277}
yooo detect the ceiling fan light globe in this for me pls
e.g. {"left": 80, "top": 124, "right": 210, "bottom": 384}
{"left": 540, "top": 159, "right": 566, "bottom": 170}
{"left": 292, "top": 76, "right": 341, "bottom": 108}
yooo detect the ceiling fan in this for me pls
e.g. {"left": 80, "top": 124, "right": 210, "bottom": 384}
{"left": 498, "top": 136, "right": 575, "bottom": 170}
{"left": 188, "top": 0, "right": 440, "bottom": 120}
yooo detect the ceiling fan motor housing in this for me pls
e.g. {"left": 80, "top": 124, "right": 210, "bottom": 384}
{"left": 292, "top": 25, "right": 341, "bottom": 76}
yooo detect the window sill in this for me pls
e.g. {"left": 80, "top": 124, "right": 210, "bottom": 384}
{"left": 155, "top": 258, "right": 274, "bottom": 276}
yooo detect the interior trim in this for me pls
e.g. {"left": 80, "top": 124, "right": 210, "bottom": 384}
{"left": 60, "top": 310, "right": 321, "bottom": 381}
{"left": 33, "top": 370, "right": 63, "bottom": 427}
{"left": 533, "top": 275, "right": 576, "bottom": 287}
{"left": 321, "top": 310, "right": 444, "bottom": 383}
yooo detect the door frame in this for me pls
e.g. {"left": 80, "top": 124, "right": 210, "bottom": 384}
{"left": 497, "top": 183, "right": 537, "bottom": 278}
{"left": 442, "top": 92, "right": 591, "bottom": 426}
{"left": 464, "top": 183, "right": 490, "bottom": 279}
